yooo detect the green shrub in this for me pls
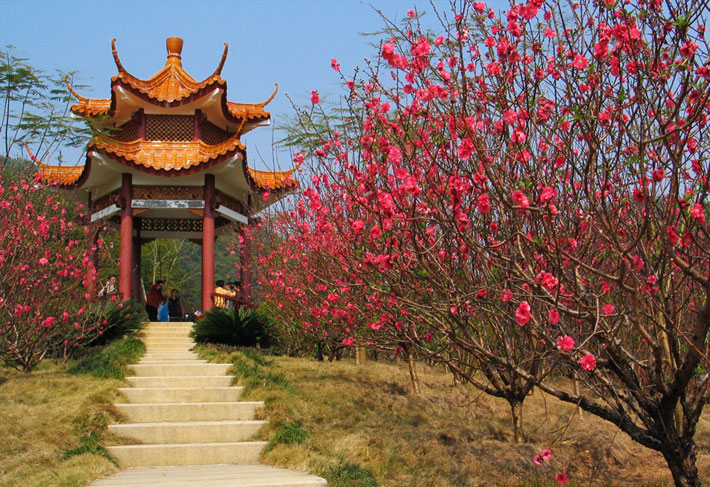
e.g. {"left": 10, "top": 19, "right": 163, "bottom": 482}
{"left": 322, "top": 461, "right": 378, "bottom": 487}
{"left": 81, "top": 299, "right": 146, "bottom": 346}
{"left": 62, "top": 431, "right": 112, "bottom": 462}
{"left": 191, "top": 307, "right": 273, "bottom": 348}
{"left": 266, "top": 421, "right": 307, "bottom": 451}
{"left": 68, "top": 336, "right": 145, "bottom": 379}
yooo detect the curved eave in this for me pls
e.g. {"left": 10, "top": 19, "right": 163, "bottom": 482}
{"left": 70, "top": 81, "right": 271, "bottom": 130}
{"left": 90, "top": 136, "right": 247, "bottom": 176}
{"left": 245, "top": 165, "right": 299, "bottom": 194}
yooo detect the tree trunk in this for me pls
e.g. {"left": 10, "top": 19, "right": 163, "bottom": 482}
{"left": 663, "top": 446, "right": 700, "bottom": 487}
{"left": 407, "top": 348, "right": 421, "bottom": 395}
{"left": 509, "top": 398, "right": 524, "bottom": 444}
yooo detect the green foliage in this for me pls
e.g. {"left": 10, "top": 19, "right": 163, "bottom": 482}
{"left": 322, "top": 461, "right": 378, "bottom": 487}
{"left": 81, "top": 299, "right": 146, "bottom": 347}
{"left": 1, "top": 46, "right": 92, "bottom": 163}
{"left": 67, "top": 336, "right": 145, "bottom": 379}
{"left": 191, "top": 307, "right": 273, "bottom": 348}
{"left": 266, "top": 421, "right": 307, "bottom": 452}
{"left": 61, "top": 431, "right": 112, "bottom": 463}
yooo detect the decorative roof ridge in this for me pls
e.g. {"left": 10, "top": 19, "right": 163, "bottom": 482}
{"left": 256, "top": 83, "right": 279, "bottom": 107}
{"left": 211, "top": 43, "right": 229, "bottom": 78}
{"left": 111, "top": 38, "right": 127, "bottom": 73}
{"left": 26, "top": 144, "right": 86, "bottom": 186}
{"left": 65, "top": 80, "right": 87, "bottom": 102}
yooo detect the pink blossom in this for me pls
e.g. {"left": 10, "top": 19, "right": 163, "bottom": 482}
{"left": 501, "top": 289, "right": 513, "bottom": 302}
{"left": 516, "top": 301, "right": 531, "bottom": 325}
{"left": 512, "top": 190, "right": 530, "bottom": 208}
{"left": 407, "top": 9, "right": 416, "bottom": 18}
{"left": 690, "top": 203, "right": 705, "bottom": 223}
{"left": 580, "top": 353, "right": 597, "bottom": 370}
{"left": 556, "top": 336, "right": 575, "bottom": 351}
{"left": 342, "top": 336, "right": 354, "bottom": 346}
{"left": 541, "top": 449, "right": 552, "bottom": 461}
{"left": 680, "top": 40, "right": 699, "bottom": 58}
{"left": 477, "top": 193, "right": 491, "bottom": 213}
{"left": 548, "top": 308, "right": 560, "bottom": 323}
{"left": 601, "top": 304, "right": 615, "bottom": 316}
{"left": 310, "top": 90, "right": 320, "bottom": 104}
{"left": 457, "top": 137, "right": 474, "bottom": 159}
{"left": 352, "top": 220, "right": 364, "bottom": 234}
{"left": 539, "top": 186, "right": 557, "bottom": 203}
{"left": 38, "top": 257, "right": 49, "bottom": 265}
{"left": 473, "top": 1, "right": 486, "bottom": 13}
{"left": 556, "top": 473, "right": 568, "bottom": 484}
{"left": 370, "top": 226, "right": 382, "bottom": 239}
{"left": 572, "top": 53, "right": 588, "bottom": 69}
{"left": 331, "top": 59, "right": 341, "bottom": 71}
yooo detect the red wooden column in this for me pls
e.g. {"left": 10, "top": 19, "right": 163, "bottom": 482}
{"left": 202, "top": 174, "right": 216, "bottom": 312}
{"left": 119, "top": 173, "right": 133, "bottom": 302}
{"left": 239, "top": 218, "right": 252, "bottom": 305}
{"left": 131, "top": 236, "right": 142, "bottom": 301}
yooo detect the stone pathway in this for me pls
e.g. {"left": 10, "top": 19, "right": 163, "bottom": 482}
{"left": 90, "top": 321, "right": 326, "bottom": 486}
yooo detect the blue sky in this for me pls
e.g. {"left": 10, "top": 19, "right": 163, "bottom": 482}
{"left": 0, "top": 0, "right": 447, "bottom": 170}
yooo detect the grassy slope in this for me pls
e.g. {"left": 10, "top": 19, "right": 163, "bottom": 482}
{"left": 1, "top": 342, "right": 708, "bottom": 487}
{"left": 198, "top": 346, "right": 710, "bottom": 487}
{"left": 0, "top": 338, "right": 144, "bottom": 487}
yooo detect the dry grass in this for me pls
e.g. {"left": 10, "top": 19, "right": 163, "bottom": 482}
{"left": 199, "top": 347, "right": 710, "bottom": 487}
{"left": 0, "top": 361, "right": 124, "bottom": 487}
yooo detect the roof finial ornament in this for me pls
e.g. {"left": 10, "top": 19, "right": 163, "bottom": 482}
{"left": 257, "top": 83, "right": 279, "bottom": 107}
{"left": 166, "top": 37, "right": 183, "bottom": 66}
{"left": 111, "top": 38, "right": 127, "bottom": 73}
{"left": 211, "top": 42, "right": 229, "bottom": 78}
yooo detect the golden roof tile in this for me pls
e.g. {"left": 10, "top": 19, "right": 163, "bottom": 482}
{"left": 91, "top": 134, "right": 245, "bottom": 172}
{"left": 27, "top": 145, "right": 85, "bottom": 185}
{"left": 247, "top": 166, "right": 299, "bottom": 191}
{"left": 110, "top": 37, "right": 227, "bottom": 103}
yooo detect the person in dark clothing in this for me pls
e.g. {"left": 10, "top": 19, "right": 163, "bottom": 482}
{"left": 145, "top": 280, "right": 165, "bottom": 321}
{"left": 168, "top": 289, "right": 183, "bottom": 322}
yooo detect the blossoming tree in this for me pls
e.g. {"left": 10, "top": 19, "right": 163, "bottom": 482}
{"left": 0, "top": 167, "right": 93, "bottom": 371}
{"left": 261, "top": 0, "right": 710, "bottom": 485}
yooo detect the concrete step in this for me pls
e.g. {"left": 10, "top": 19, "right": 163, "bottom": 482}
{"left": 142, "top": 328, "right": 194, "bottom": 333}
{"left": 143, "top": 345, "right": 195, "bottom": 350}
{"left": 127, "top": 364, "right": 231, "bottom": 377}
{"left": 106, "top": 441, "right": 267, "bottom": 467}
{"left": 118, "top": 387, "right": 244, "bottom": 403}
{"left": 144, "top": 321, "right": 194, "bottom": 327}
{"left": 143, "top": 337, "right": 195, "bottom": 343}
{"left": 89, "top": 464, "right": 328, "bottom": 486}
{"left": 115, "top": 401, "right": 263, "bottom": 422}
{"left": 136, "top": 360, "right": 208, "bottom": 365}
{"left": 108, "top": 419, "right": 266, "bottom": 444}
{"left": 126, "top": 376, "right": 233, "bottom": 388}
{"left": 141, "top": 352, "right": 199, "bottom": 357}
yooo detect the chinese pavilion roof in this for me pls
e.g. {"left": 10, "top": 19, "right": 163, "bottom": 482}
{"left": 34, "top": 37, "right": 298, "bottom": 203}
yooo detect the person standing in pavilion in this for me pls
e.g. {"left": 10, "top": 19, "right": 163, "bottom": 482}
{"left": 145, "top": 280, "right": 166, "bottom": 321}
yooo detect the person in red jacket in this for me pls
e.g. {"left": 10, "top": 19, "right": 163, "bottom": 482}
{"left": 145, "top": 280, "right": 165, "bottom": 321}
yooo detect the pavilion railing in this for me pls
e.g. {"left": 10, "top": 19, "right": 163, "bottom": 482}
{"left": 211, "top": 292, "right": 254, "bottom": 311}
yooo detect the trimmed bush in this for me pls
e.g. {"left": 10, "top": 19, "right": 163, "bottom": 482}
{"left": 81, "top": 299, "right": 146, "bottom": 346}
{"left": 191, "top": 307, "right": 273, "bottom": 348}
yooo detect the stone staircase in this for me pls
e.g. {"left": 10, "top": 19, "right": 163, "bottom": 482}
{"left": 90, "top": 321, "right": 326, "bottom": 486}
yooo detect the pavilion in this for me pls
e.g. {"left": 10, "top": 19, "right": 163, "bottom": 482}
{"left": 33, "top": 37, "right": 298, "bottom": 311}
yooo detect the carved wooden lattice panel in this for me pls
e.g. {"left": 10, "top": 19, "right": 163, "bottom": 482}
{"left": 113, "top": 119, "right": 140, "bottom": 142}
{"left": 134, "top": 186, "right": 203, "bottom": 200}
{"left": 138, "top": 218, "right": 203, "bottom": 232}
{"left": 146, "top": 115, "right": 193, "bottom": 141}
{"left": 200, "top": 120, "right": 232, "bottom": 145}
